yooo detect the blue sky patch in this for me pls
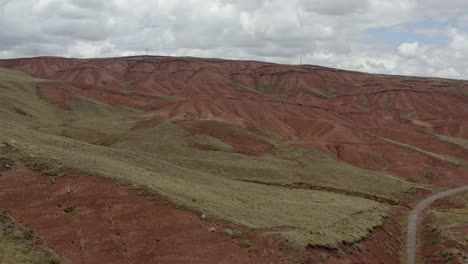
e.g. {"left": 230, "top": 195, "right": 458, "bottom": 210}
{"left": 362, "top": 18, "right": 459, "bottom": 46}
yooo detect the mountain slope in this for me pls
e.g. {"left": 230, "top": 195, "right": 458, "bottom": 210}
{"left": 1, "top": 56, "right": 466, "bottom": 187}
{"left": 0, "top": 56, "right": 467, "bottom": 263}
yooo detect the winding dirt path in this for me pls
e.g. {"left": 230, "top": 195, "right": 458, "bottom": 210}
{"left": 406, "top": 185, "right": 468, "bottom": 264}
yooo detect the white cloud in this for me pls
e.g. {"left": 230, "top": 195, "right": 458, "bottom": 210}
{"left": 449, "top": 28, "right": 468, "bottom": 53}
{"left": 301, "top": 0, "right": 370, "bottom": 16}
{"left": 0, "top": 0, "right": 467, "bottom": 79}
{"left": 398, "top": 42, "right": 420, "bottom": 57}
{"left": 434, "top": 68, "right": 461, "bottom": 78}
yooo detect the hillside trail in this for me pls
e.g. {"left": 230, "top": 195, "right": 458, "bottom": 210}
{"left": 406, "top": 185, "right": 468, "bottom": 264}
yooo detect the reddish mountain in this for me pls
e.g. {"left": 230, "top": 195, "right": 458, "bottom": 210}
{"left": 1, "top": 56, "right": 468, "bottom": 264}
{"left": 1, "top": 56, "right": 467, "bottom": 187}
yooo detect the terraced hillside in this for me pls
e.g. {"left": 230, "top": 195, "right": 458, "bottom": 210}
{"left": 0, "top": 56, "right": 467, "bottom": 263}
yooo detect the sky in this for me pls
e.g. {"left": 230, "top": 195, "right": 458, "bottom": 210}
{"left": 1, "top": 0, "right": 468, "bottom": 79}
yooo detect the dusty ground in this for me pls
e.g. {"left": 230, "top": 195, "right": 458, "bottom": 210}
{"left": 306, "top": 209, "right": 404, "bottom": 264}
{"left": 0, "top": 162, "right": 305, "bottom": 264}
{"left": 0, "top": 208, "right": 58, "bottom": 264}
{"left": 419, "top": 193, "right": 468, "bottom": 264}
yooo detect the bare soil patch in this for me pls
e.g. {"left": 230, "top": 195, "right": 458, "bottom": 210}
{"left": 0, "top": 163, "right": 303, "bottom": 264}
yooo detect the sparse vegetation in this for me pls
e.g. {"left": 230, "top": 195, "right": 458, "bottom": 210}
{"left": 400, "top": 111, "right": 414, "bottom": 120}
{"left": 237, "top": 83, "right": 286, "bottom": 99}
{"left": 14, "top": 107, "right": 33, "bottom": 117}
{"left": 336, "top": 248, "right": 345, "bottom": 258}
{"left": 427, "top": 208, "right": 468, "bottom": 263}
{"left": 303, "top": 87, "right": 330, "bottom": 98}
{"left": 253, "top": 84, "right": 284, "bottom": 97}
{"left": 0, "top": 67, "right": 411, "bottom": 248}
{"left": 319, "top": 252, "right": 328, "bottom": 261}
{"left": 37, "top": 125, "right": 118, "bottom": 146}
{"left": 436, "top": 134, "right": 468, "bottom": 151}
{"left": 239, "top": 238, "right": 252, "bottom": 249}
{"left": 0, "top": 210, "right": 59, "bottom": 264}
{"left": 273, "top": 144, "right": 412, "bottom": 202}
{"left": 354, "top": 100, "right": 371, "bottom": 113}
{"left": 63, "top": 203, "right": 75, "bottom": 213}
{"left": 190, "top": 134, "right": 234, "bottom": 152}
{"left": 378, "top": 136, "right": 468, "bottom": 167}
{"left": 0, "top": 157, "right": 14, "bottom": 171}
{"left": 421, "top": 168, "right": 436, "bottom": 180}
{"left": 225, "top": 228, "right": 251, "bottom": 248}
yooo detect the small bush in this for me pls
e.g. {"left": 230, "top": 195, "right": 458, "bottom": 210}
{"left": 400, "top": 111, "right": 414, "bottom": 120}
{"left": 49, "top": 256, "right": 61, "bottom": 264}
{"left": 23, "top": 228, "right": 35, "bottom": 240}
{"left": 239, "top": 238, "right": 251, "bottom": 249}
{"left": 0, "top": 211, "right": 9, "bottom": 223}
{"left": 63, "top": 203, "right": 76, "bottom": 213}
{"left": 230, "top": 229, "right": 243, "bottom": 239}
{"left": 421, "top": 168, "right": 436, "bottom": 180}
{"left": 336, "top": 248, "right": 344, "bottom": 258}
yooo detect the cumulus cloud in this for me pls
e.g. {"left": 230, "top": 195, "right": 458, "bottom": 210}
{"left": 0, "top": 0, "right": 467, "bottom": 79}
{"left": 301, "top": 0, "right": 369, "bottom": 16}
{"left": 398, "top": 42, "right": 421, "bottom": 57}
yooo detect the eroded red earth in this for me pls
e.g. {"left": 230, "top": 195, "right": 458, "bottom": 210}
{"left": 0, "top": 162, "right": 412, "bottom": 264}
{"left": 1, "top": 56, "right": 467, "bottom": 263}
{"left": 419, "top": 214, "right": 465, "bottom": 264}
{"left": 306, "top": 210, "right": 404, "bottom": 264}
{"left": 0, "top": 163, "right": 304, "bottom": 264}
{"left": 1, "top": 56, "right": 467, "bottom": 187}
{"left": 418, "top": 196, "right": 468, "bottom": 264}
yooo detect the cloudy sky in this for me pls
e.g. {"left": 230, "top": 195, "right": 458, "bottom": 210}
{"left": 1, "top": 0, "right": 468, "bottom": 79}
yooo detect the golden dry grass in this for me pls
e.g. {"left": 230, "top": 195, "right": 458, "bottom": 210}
{"left": 0, "top": 211, "right": 58, "bottom": 264}
{"left": 189, "top": 134, "right": 234, "bottom": 152}
{"left": 0, "top": 67, "right": 416, "bottom": 248}
{"left": 378, "top": 136, "right": 467, "bottom": 167}
{"left": 427, "top": 207, "right": 468, "bottom": 263}
{"left": 436, "top": 134, "right": 468, "bottom": 151}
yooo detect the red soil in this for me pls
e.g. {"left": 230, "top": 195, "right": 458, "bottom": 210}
{"left": 0, "top": 163, "right": 303, "bottom": 264}
{"left": 419, "top": 214, "right": 467, "bottom": 264}
{"left": 37, "top": 83, "right": 72, "bottom": 109}
{"left": 2, "top": 56, "right": 467, "bottom": 263}
{"left": 1, "top": 56, "right": 467, "bottom": 187}
{"left": 306, "top": 210, "right": 404, "bottom": 264}
{"left": 418, "top": 193, "right": 468, "bottom": 264}
{"left": 37, "top": 82, "right": 173, "bottom": 111}
{"left": 179, "top": 120, "right": 273, "bottom": 156}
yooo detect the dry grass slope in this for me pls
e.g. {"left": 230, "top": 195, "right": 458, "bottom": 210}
{"left": 190, "top": 134, "right": 235, "bottom": 152}
{"left": 379, "top": 136, "right": 468, "bottom": 167}
{"left": 437, "top": 134, "right": 468, "bottom": 151}
{"left": 426, "top": 207, "right": 468, "bottom": 263}
{"left": 0, "top": 67, "right": 415, "bottom": 248}
{"left": 0, "top": 211, "right": 58, "bottom": 264}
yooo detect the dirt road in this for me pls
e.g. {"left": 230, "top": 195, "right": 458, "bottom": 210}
{"left": 406, "top": 185, "right": 468, "bottom": 264}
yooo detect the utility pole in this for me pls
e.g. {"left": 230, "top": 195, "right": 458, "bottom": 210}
{"left": 300, "top": 55, "right": 302, "bottom": 65}
{"left": 145, "top": 48, "right": 148, "bottom": 56}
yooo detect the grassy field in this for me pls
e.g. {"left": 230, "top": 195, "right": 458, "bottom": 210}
{"left": 189, "top": 134, "right": 235, "bottom": 152}
{"left": 426, "top": 206, "right": 468, "bottom": 263}
{"left": 0, "top": 67, "right": 416, "bottom": 248}
{"left": 437, "top": 134, "right": 468, "bottom": 151}
{"left": 423, "top": 191, "right": 468, "bottom": 263}
{"left": 0, "top": 211, "right": 58, "bottom": 264}
{"left": 378, "top": 136, "right": 468, "bottom": 167}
